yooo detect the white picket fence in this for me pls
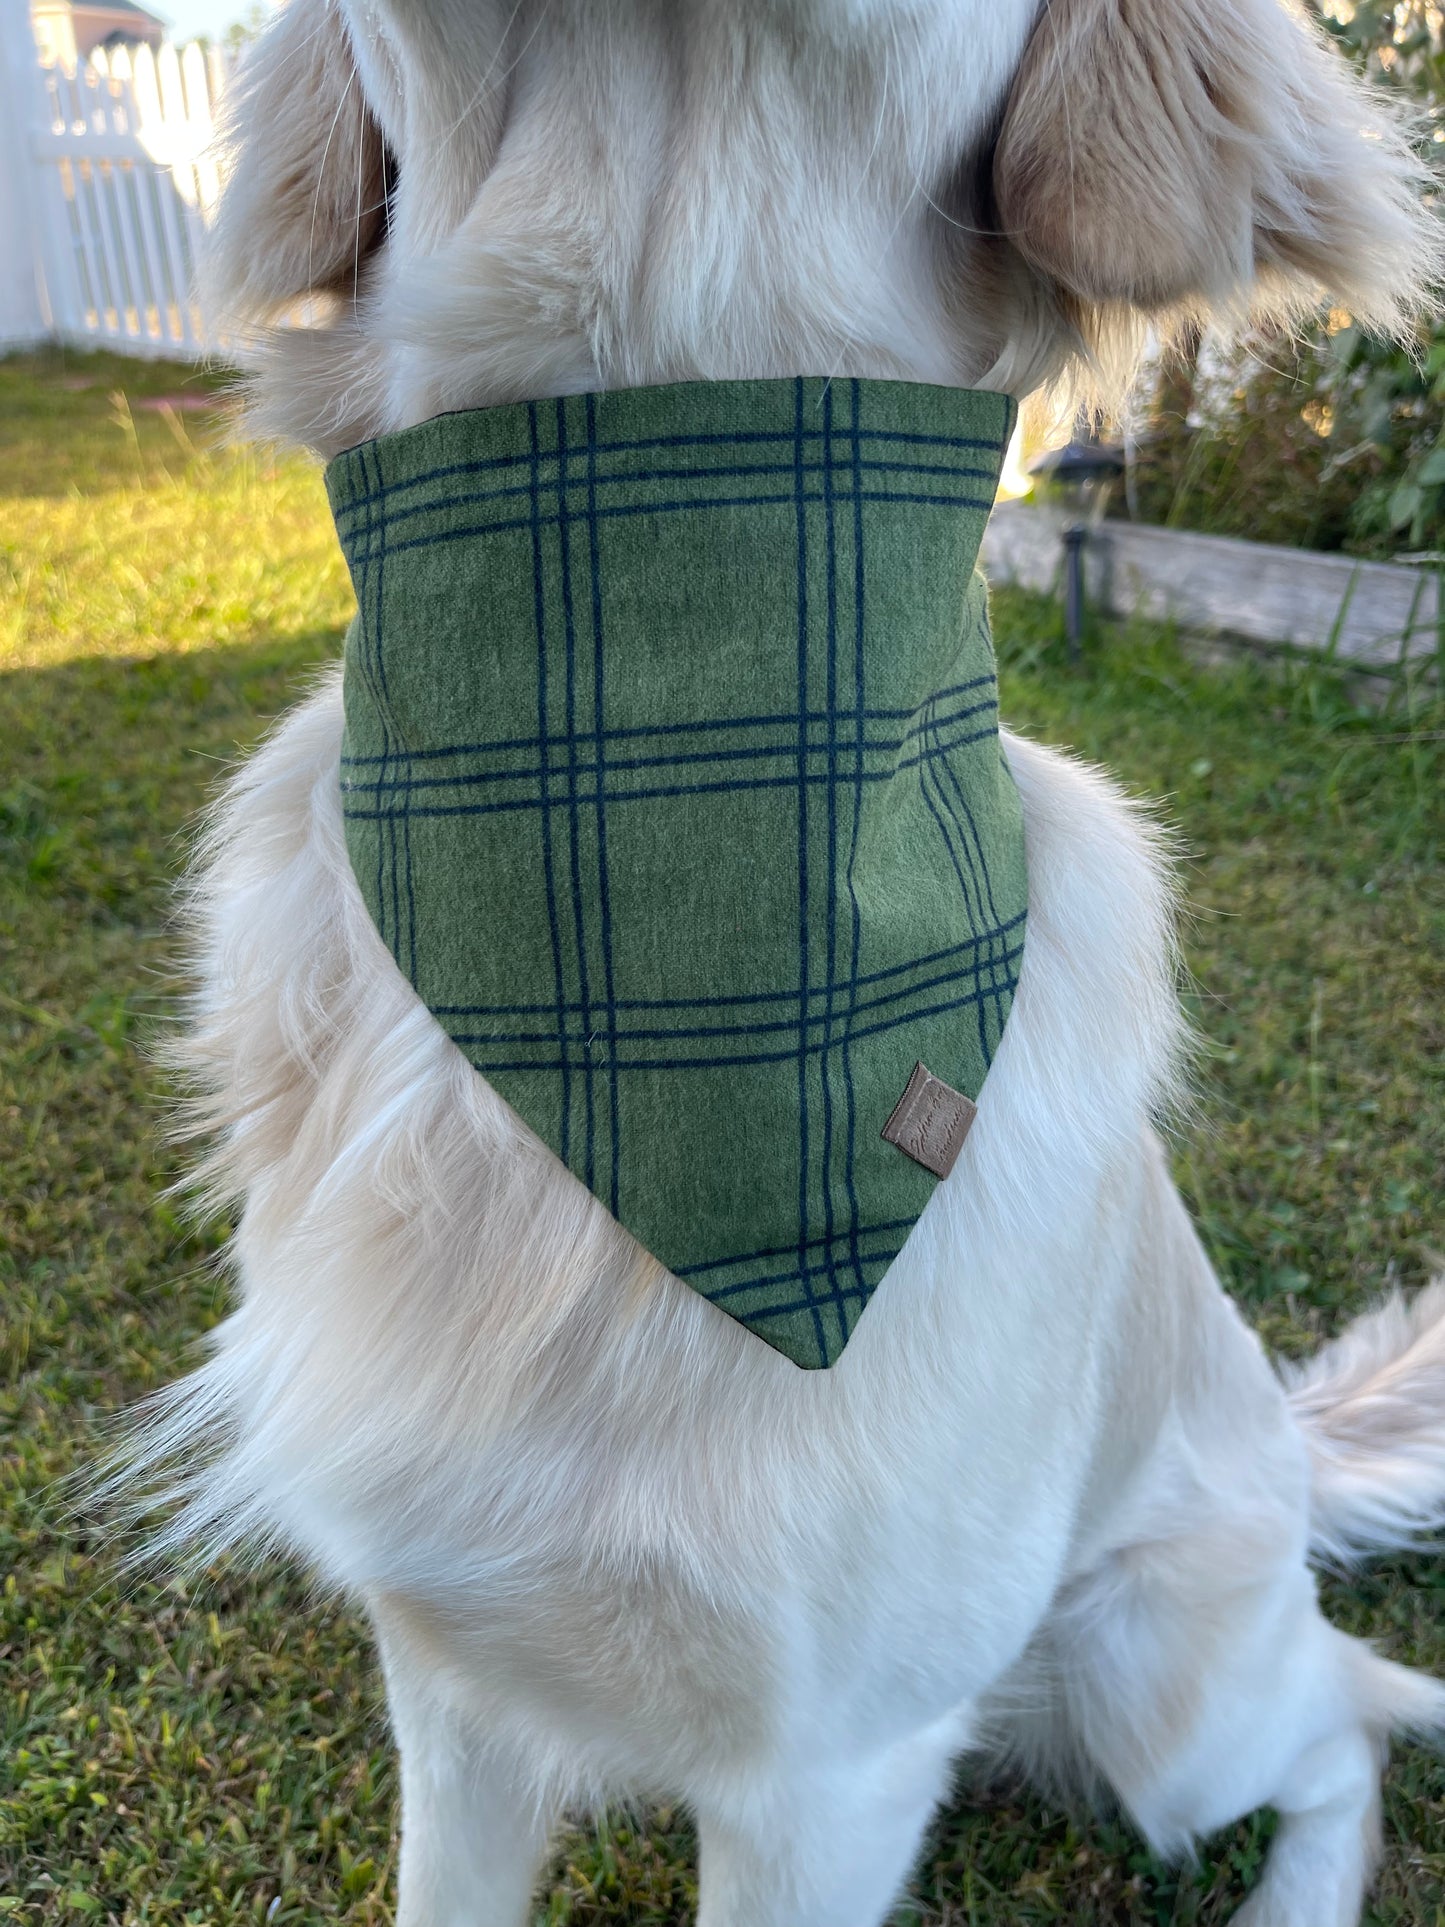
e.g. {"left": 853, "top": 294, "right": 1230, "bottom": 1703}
{"left": 0, "top": 4, "right": 231, "bottom": 358}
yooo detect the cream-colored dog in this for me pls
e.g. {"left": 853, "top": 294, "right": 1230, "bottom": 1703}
{"left": 119, "top": 3, "right": 1445, "bottom": 1923}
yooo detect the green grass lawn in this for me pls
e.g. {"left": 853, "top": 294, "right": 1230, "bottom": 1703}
{"left": 2, "top": 348, "right": 1442, "bottom": 1925}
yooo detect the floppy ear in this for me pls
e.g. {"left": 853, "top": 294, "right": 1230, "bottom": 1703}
{"left": 993, "top": 0, "right": 1440, "bottom": 332}
{"left": 202, "top": 0, "right": 387, "bottom": 325}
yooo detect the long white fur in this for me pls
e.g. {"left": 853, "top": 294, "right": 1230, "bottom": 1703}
{"left": 112, "top": 3, "right": 1445, "bottom": 1923}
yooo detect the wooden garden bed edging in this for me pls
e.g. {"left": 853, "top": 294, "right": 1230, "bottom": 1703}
{"left": 981, "top": 502, "right": 1441, "bottom": 671}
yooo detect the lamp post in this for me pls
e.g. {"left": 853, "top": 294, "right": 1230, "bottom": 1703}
{"left": 1028, "top": 432, "right": 1126, "bottom": 662}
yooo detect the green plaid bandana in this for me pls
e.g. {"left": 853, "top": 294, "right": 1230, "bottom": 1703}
{"left": 328, "top": 377, "right": 1025, "bottom": 1371}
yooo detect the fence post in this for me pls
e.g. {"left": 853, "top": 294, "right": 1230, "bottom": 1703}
{"left": 0, "top": 0, "right": 49, "bottom": 349}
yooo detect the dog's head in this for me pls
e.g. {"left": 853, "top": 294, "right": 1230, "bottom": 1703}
{"left": 206, "top": 0, "right": 1440, "bottom": 452}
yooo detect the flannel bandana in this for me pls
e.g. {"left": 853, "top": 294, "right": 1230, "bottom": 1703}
{"left": 328, "top": 377, "right": 1026, "bottom": 1371}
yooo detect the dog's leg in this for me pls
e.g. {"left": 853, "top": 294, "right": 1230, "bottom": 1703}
{"left": 374, "top": 1607, "right": 559, "bottom": 1927}
{"left": 974, "top": 1145, "right": 1445, "bottom": 1927}
{"left": 1018, "top": 1420, "right": 1444, "bottom": 1927}
{"left": 1228, "top": 1721, "right": 1383, "bottom": 1927}
{"left": 1224, "top": 1634, "right": 1445, "bottom": 1927}
{"left": 693, "top": 1709, "right": 966, "bottom": 1927}
{"left": 1034, "top": 1545, "right": 1403, "bottom": 1926}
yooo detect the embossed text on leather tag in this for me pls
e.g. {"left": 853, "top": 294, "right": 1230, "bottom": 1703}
{"left": 880, "top": 1061, "right": 976, "bottom": 1179}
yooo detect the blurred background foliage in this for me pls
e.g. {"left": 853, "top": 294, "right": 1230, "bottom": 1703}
{"left": 1127, "top": 0, "right": 1445, "bottom": 559}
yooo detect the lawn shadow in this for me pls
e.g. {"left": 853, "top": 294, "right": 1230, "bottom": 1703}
{"left": 2, "top": 628, "right": 344, "bottom": 960}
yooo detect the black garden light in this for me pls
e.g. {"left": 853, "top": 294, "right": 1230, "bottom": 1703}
{"left": 1028, "top": 429, "right": 1126, "bottom": 661}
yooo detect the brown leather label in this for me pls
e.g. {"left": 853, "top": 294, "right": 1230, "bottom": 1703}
{"left": 880, "top": 1061, "right": 976, "bottom": 1180}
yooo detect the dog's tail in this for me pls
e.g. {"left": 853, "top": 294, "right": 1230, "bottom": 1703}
{"left": 1284, "top": 1272, "right": 1445, "bottom": 1567}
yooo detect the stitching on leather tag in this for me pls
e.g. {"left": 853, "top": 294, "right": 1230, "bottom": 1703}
{"left": 880, "top": 1061, "right": 976, "bottom": 1180}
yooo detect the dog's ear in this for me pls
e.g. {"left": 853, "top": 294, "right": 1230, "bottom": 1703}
{"left": 993, "top": 0, "right": 1439, "bottom": 332}
{"left": 202, "top": 0, "right": 387, "bottom": 325}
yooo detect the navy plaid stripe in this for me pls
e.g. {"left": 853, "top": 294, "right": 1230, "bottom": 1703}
{"left": 675, "top": 1216, "right": 919, "bottom": 1279}
{"left": 584, "top": 393, "right": 623, "bottom": 1218}
{"left": 339, "top": 691, "right": 998, "bottom": 791}
{"left": 554, "top": 400, "right": 597, "bottom": 1188}
{"left": 359, "top": 439, "right": 410, "bottom": 980}
{"left": 339, "top": 724, "right": 1001, "bottom": 821}
{"left": 445, "top": 953, "right": 1021, "bottom": 1072}
{"left": 335, "top": 442, "right": 1003, "bottom": 526}
{"left": 843, "top": 380, "right": 868, "bottom": 1298}
{"left": 336, "top": 486, "right": 1000, "bottom": 565}
{"left": 791, "top": 381, "right": 825, "bottom": 1359}
{"left": 337, "top": 675, "right": 996, "bottom": 766}
{"left": 441, "top": 931, "right": 1023, "bottom": 1055}
{"left": 528, "top": 403, "right": 573, "bottom": 1163}
{"left": 707, "top": 1242, "right": 903, "bottom": 1310}
{"left": 424, "top": 910, "right": 1026, "bottom": 1019}
{"left": 820, "top": 382, "right": 841, "bottom": 1318}
{"left": 333, "top": 429, "right": 1007, "bottom": 530}
{"left": 333, "top": 457, "right": 1002, "bottom": 541}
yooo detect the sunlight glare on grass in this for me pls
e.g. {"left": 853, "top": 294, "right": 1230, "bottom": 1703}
{"left": 0, "top": 352, "right": 351, "bottom": 673}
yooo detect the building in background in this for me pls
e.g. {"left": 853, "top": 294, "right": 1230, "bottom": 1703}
{"left": 30, "top": 0, "right": 163, "bottom": 65}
